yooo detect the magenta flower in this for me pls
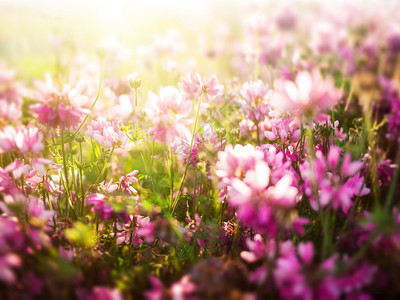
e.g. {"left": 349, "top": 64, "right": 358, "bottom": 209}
{"left": 145, "top": 276, "right": 164, "bottom": 300}
{"left": 216, "top": 144, "right": 300, "bottom": 235}
{"left": 0, "top": 253, "right": 22, "bottom": 285}
{"left": 136, "top": 216, "right": 155, "bottom": 243}
{"left": 87, "top": 286, "right": 123, "bottom": 300}
{"left": 300, "top": 146, "right": 370, "bottom": 213}
{"left": 27, "top": 197, "right": 55, "bottom": 223}
{"left": 171, "top": 275, "right": 196, "bottom": 300}
{"left": 264, "top": 117, "right": 301, "bottom": 146}
{"left": 119, "top": 170, "right": 139, "bottom": 194}
{"left": 86, "top": 193, "right": 113, "bottom": 220}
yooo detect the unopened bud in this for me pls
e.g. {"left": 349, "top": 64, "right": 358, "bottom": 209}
{"left": 216, "top": 128, "right": 226, "bottom": 139}
{"left": 129, "top": 74, "right": 142, "bottom": 90}
{"left": 230, "top": 128, "right": 240, "bottom": 140}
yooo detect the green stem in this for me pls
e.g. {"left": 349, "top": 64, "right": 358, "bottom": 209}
{"left": 321, "top": 208, "right": 332, "bottom": 258}
{"left": 169, "top": 146, "right": 174, "bottom": 211}
{"left": 95, "top": 147, "right": 115, "bottom": 184}
{"left": 72, "top": 61, "right": 104, "bottom": 137}
{"left": 79, "top": 142, "right": 85, "bottom": 216}
{"left": 385, "top": 143, "right": 400, "bottom": 211}
{"left": 171, "top": 94, "right": 203, "bottom": 215}
{"left": 61, "top": 131, "right": 75, "bottom": 217}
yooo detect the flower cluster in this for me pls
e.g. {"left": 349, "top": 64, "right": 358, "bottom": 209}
{"left": 145, "top": 86, "right": 192, "bottom": 145}
{"left": 85, "top": 117, "right": 129, "bottom": 149}
{"left": 216, "top": 144, "right": 301, "bottom": 236}
{"left": 31, "top": 77, "right": 89, "bottom": 129}
{"left": 0, "top": 125, "right": 44, "bottom": 155}
{"left": 300, "top": 146, "right": 370, "bottom": 213}
{"left": 271, "top": 70, "right": 342, "bottom": 120}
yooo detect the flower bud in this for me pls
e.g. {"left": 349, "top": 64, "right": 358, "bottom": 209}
{"left": 129, "top": 74, "right": 142, "bottom": 90}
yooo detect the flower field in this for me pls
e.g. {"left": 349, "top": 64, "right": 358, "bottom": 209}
{"left": 1, "top": 0, "right": 400, "bottom": 299}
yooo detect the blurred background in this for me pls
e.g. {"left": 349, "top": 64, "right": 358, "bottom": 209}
{"left": 1, "top": 0, "right": 399, "bottom": 86}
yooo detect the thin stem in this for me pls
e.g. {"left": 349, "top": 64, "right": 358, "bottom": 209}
{"left": 61, "top": 130, "right": 75, "bottom": 215}
{"left": 79, "top": 142, "right": 85, "bottom": 216}
{"left": 171, "top": 94, "right": 203, "bottom": 215}
{"left": 169, "top": 146, "right": 174, "bottom": 211}
{"left": 72, "top": 61, "right": 104, "bottom": 137}
{"left": 95, "top": 147, "right": 115, "bottom": 184}
{"left": 385, "top": 142, "right": 400, "bottom": 211}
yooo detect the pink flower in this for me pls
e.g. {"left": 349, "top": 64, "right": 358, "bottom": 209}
{"left": 0, "top": 65, "right": 23, "bottom": 122}
{"left": 0, "top": 100, "right": 22, "bottom": 122}
{"left": 300, "top": 146, "right": 370, "bottom": 213}
{"left": 31, "top": 76, "right": 89, "bottom": 129}
{"left": 0, "top": 253, "right": 22, "bottom": 285}
{"left": 179, "top": 71, "right": 223, "bottom": 101}
{"left": 15, "top": 126, "right": 44, "bottom": 154}
{"left": 145, "top": 276, "right": 164, "bottom": 300}
{"left": 239, "top": 80, "right": 270, "bottom": 122}
{"left": 100, "top": 179, "right": 119, "bottom": 193}
{"left": 173, "top": 124, "right": 220, "bottom": 165}
{"left": 85, "top": 117, "right": 128, "bottom": 149}
{"left": 240, "top": 234, "right": 267, "bottom": 263}
{"left": 5, "top": 159, "right": 31, "bottom": 180}
{"left": 0, "top": 126, "right": 44, "bottom": 155}
{"left": 216, "top": 144, "right": 299, "bottom": 235}
{"left": 32, "top": 158, "right": 53, "bottom": 176}
{"left": 171, "top": 275, "right": 196, "bottom": 300}
{"left": 145, "top": 86, "right": 192, "bottom": 145}
{"left": 124, "top": 170, "right": 139, "bottom": 184}
{"left": 86, "top": 193, "right": 113, "bottom": 220}
{"left": 271, "top": 70, "right": 341, "bottom": 120}
{"left": 298, "top": 242, "right": 314, "bottom": 263}
{"left": 27, "top": 197, "right": 55, "bottom": 222}
{"left": 264, "top": 118, "right": 300, "bottom": 142}
{"left": 87, "top": 286, "right": 123, "bottom": 300}
{"left": 136, "top": 216, "right": 155, "bottom": 243}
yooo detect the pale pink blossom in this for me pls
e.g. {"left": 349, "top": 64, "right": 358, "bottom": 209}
{"left": 0, "top": 126, "right": 44, "bottom": 155}
{"left": 31, "top": 76, "right": 89, "bottom": 129}
{"left": 271, "top": 70, "right": 341, "bottom": 120}
{"left": 0, "top": 65, "right": 23, "bottom": 122}
{"left": 239, "top": 80, "right": 270, "bottom": 122}
{"left": 145, "top": 86, "right": 192, "bottom": 145}
{"left": 85, "top": 117, "right": 128, "bottom": 149}
{"left": 179, "top": 71, "right": 223, "bottom": 101}
{"left": 32, "top": 158, "right": 53, "bottom": 176}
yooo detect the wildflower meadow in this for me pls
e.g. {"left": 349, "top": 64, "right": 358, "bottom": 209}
{"left": 1, "top": 0, "right": 400, "bottom": 298}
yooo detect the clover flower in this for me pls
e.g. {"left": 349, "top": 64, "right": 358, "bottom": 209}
{"left": 216, "top": 144, "right": 300, "bottom": 235}
{"left": 300, "top": 146, "right": 370, "bottom": 214}
{"left": 0, "top": 125, "right": 44, "bottom": 155}
{"left": 271, "top": 70, "right": 341, "bottom": 120}
{"left": 31, "top": 76, "right": 89, "bottom": 129}
{"left": 239, "top": 80, "right": 270, "bottom": 122}
{"left": 0, "top": 65, "right": 23, "bottom": 122}
{"left": 85, "top": 117, "right": 128, "bottom": 149}
{"left": 145, "top": 86, "right": 192, "bottom": 145}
